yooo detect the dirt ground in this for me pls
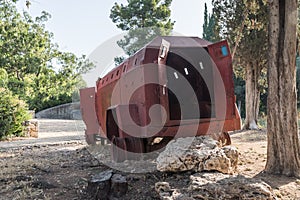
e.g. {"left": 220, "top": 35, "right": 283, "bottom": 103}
{"left": 0, "top": 120, "right": 300, "bottom": 199}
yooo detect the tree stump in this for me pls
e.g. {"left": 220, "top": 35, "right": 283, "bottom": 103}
{"left": 87, "top": 170, "right": 112, "bottom": 200}
{"left": 111, "top": 174, "right": 128, "bottom": 198}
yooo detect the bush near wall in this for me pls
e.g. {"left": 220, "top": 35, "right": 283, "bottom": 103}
{"left": 0, "top": 88, "right": 30, "bottom": 139}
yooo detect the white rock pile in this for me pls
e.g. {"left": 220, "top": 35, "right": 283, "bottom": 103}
{"left": 155, "top": 173, "right": 276, "bottom": 200}
{"left": 156, "top": 136, "right": 239, "bottom": 174}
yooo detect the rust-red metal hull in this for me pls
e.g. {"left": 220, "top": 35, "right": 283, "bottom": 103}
{"left": 80, "top": 36, "right": 241, "bottom": 153}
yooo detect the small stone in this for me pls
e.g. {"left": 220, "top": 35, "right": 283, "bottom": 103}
{"left": 159, "top": 192, "right": 172, "bottom": 200}
{"left": 15, "top": 175, "right": 32, "bottom": 182}
{"left": 60, "top": 163, "right": 69, "bottom": 168}
{"left": 91, "top": 160, "right": 99, "bottom": 166}
{"left": 155, "top": 182, "right": 171, "bottom": 193}
{"left": 30, "top": 180, "right": 57, "bottom": 189}
{"left": 155, "top": 183, "right": 197, "bottom": 200}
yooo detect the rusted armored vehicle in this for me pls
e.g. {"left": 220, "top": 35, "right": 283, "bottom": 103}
{"left": 80, "top": 36, "right": 241, "bottom": 161}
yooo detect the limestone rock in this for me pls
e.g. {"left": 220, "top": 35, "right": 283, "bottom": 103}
{"left": 155, "top": 182, "right": 193, "bottom": 200}
{"left": 189, "top": 173, "right": 276, "bottom": 200}
{"left": 155, "top": 182, "right": 172, "bottom": 194}
{"left": 222, "top": 145, "right": 239, "bottom": 170}
{"left": 156, "top": 136, "right": 238, "bottom": 174}
{"left": 23, "top": 120, "right": 39, "bottom": 138}
{"left": 155, "top": 173, "right": 276, "bottom": 200}
{"left": 155, "top": 182, "right": 173, "bottom": 200}
{"left": 202, "top": 149, "right": 231, "bottom": 173}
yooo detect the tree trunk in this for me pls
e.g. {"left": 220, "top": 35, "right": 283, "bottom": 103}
{"left": 243, "top": 63, "right": 260, "bottom": 130}
{"left": 265, "top": 0, "right": 300, "bottom": 177}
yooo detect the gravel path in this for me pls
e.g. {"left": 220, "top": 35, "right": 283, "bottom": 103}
{"left": 0, "top": 119, "right": 86, "bottom": 149}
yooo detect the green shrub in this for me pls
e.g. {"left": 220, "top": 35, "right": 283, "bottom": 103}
{"left": 0, "top": 68, "right": 8, "bottom": 88}
{"left": 0, "top": 88, "right": 30, "bottom": 139}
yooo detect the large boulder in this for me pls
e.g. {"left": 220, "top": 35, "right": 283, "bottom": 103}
{"left": 156, "top": 136, "right": 238, "bottom": 174}
{"left": 155, "top": 173, "right": 276, "bottom": 200}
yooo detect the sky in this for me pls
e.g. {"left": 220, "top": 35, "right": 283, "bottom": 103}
{"left": 16, "top": 0, "right": 212, "bottom": 57}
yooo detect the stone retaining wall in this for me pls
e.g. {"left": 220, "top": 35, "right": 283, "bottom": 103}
{"left": 35, "top": 102, "right": 82, "bottom": 120}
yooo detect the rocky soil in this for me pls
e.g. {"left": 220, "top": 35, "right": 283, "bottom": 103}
{"left": 0, "top": 120, "right": 300, "bottom": 199}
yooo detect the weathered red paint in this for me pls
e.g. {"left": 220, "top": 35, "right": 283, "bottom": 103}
{"left": 79, "top": 87, "right": 100, "bottom": 144}
{"left": 80, "top": 36, "right": 241, "bottom": 161}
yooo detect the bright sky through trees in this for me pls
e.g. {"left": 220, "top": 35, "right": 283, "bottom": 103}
{"left": 16, "top": 0, "right": 212, "bottom": 57}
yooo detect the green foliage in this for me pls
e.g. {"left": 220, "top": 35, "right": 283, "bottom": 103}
{"left": 114, "top": 56, "right": 126, "bottom": 66}
{"left": 0, "top": 1, "right": 94, "bottom": 139}
{"left": 212, "top": 0, "right": 268, "bottom": 116}
{"left": 202, "top": 3, "right": 220, "bottom": 42}
{"left": 0, "top": 1, "right": 93, "bottom": 112}
{"left": 110, "top": 0, "right": 174, "bottom": 31}
{"left": 0, "top": 68, "right": 8, "bottom": 87}
{"left": 0, "top": 69, "right": 29, "bottom": 139}
{"left": 110, "top": 0, "right": 175, "bottom": 59}
{"left": 27, "top": 53, "right": 92, "bottom": 111}
{"left": 213, "top": 0, "right": 268, "bottom": 66}
{"left": 0, "top": 88, "right": 30, "bottom": 138}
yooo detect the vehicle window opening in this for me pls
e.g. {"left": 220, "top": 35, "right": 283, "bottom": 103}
{"left": 166, "top": 48, "right": 215, "bottom": 120}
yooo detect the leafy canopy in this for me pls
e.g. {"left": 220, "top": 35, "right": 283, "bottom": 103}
{"left": 0, "top": 1, "right": 94, "bottom": 112}
{"left": 212, "top": 0, "right": 268, "bottom": 117}
{"left": 0, "top": 87, "right": 30, "bottom": 139}
{"left": 110, "top": 0, "right": 174, "bottom": 31}
{"left": 212, "top": 0, "right": 268, "bottom": 69}
{"left": 110, "top": 0, "right": 175, "bottom": 63}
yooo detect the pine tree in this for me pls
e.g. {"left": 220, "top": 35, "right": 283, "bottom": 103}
{"left": 202, "top": 3, "right": 219, "bottom": 42}
{"left": 110, "top": 0, "right": 175, "bottom": 64}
